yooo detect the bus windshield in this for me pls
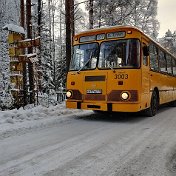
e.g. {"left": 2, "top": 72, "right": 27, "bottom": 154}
{"left": 70, "top": 43, "right": 99, "bottom": 71}
{"left": 70, "top": 39, "right": 140, "bottom": 71}
{"left": 98, "top": 39, "right": 140, "bottom": 69}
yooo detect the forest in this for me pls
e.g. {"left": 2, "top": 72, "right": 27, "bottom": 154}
{"left": 0, "top": 0, "right": 176, "bottom": 109}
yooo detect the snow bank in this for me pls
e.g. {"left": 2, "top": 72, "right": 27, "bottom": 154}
{"left": 0, "top": 102, "right": 89, "bottom": 139}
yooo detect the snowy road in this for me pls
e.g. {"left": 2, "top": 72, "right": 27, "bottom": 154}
{"left": 1, "top": 106, "right": 176, "bottom": 176}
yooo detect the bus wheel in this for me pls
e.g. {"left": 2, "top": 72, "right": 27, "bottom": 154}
{"left": 169, "top": 100, "right": 176, "bottom": 107}
{"left": 145, "top": 91, "right": 158, "bottom": 117}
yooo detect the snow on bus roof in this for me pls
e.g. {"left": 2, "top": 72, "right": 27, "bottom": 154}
{"left": 3, "top": 24, "right": 25, "bottom": 34}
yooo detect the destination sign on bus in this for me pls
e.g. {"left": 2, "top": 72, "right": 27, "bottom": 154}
{"left": 107, "top": 31, "right": 126, "bottom": 39}
{"left": 96, "top": 34, "right": 105, "bottom": 40}
{"left": 79, "top": 31, "right": 125, "bottom": 43}
{"left": 80, "top": 35, "right": 96, "bottom": 43}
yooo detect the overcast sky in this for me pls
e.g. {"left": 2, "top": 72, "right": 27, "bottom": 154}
{"left": 157, "top": 0, "right": 176, "bottom": 37}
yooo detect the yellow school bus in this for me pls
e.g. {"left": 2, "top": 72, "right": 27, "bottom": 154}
{"left": 66, "top": 26, "right": 176, "bottom": 116}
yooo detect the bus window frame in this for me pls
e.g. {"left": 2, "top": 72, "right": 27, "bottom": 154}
{"left": 70, "top": 42, "right": 100, "bottom": 71}
{"left": 158, "top": 49, "right": 167, "bottom": 74}
{"left": 97, "top": 38, "right": 141, "bottom": 70}
{"left": 142, "top": 43, "right": 149, "bottom": 66}
{"left": 172, "top": 58, "right": 176, "bottom": 76}
{"left": 149, "top": 43, "right": 159, "bottom": 72}
{"left": 148, "top": 42, "right": 176, "bottom": 77}
{"left": 165, "top": 54, "right": 173, "bottom": 76}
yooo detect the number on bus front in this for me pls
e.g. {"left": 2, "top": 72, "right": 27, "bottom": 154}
{"left": 114, "top": 74, "right": 128, "bottom": 79}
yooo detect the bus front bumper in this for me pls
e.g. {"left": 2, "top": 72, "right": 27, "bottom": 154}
{"left": 66, "top": 101, "right": 141, "bottom": 112}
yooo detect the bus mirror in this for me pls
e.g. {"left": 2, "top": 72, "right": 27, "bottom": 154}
{"left": 143, "top": 46, "right": 149, "bottom": 56}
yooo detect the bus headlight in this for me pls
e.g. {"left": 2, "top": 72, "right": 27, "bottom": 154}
{"left": 66, "top": 90, "right": 72, "bottom": 98}
{"left": 121, "top": 92, "right": 129, "bottom": 100}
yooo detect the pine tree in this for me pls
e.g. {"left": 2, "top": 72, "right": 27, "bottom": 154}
{"left": 160, "top": 30, "right": 176, "bottom": 56}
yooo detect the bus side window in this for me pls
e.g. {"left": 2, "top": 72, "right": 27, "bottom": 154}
{"left": 149, "top": 44, "right": 159, "bottom": 71}
{"left": 159, "top": 50, "right": 167, "bottom": 73}
{"left": 142, "top": 43, "right": 148, "bottom": 66}
{"left": 172, "top": 59, "right": 176, "bottom": 76}
{"left": 166, "top": 54, "right": 173, "bottom": 75}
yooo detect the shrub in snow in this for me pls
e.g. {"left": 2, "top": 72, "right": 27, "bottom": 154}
{"left": 0, "top": 92, "right": 14, "bottom": 110}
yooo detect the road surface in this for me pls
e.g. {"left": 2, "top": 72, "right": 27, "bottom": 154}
{"left": 0, "top": 106, "right": 176, "bottom": 176}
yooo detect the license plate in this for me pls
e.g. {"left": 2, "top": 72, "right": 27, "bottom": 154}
{"left": 87, "top": 89, "right": 102, "bottom": 94}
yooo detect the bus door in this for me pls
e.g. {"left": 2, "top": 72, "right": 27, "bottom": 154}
{"left": 141, "top": 40, "right": 150, "bottom": 107}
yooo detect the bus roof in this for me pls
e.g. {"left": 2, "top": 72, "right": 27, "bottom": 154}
{"left": 74, "top": 25, "right": 176, "bottom": 59}
{"left": 75, "top": 25, "right": 141, "bottom": 35}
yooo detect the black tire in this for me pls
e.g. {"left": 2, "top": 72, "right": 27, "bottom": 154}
{"left": 93, "top": 110, "right": 111, "bottom": 116}
{"left": 169, "top": 100, "right": 176, "bottom": 107}
{"left": 145, "top": 90, "right": 158, "bottom": 117}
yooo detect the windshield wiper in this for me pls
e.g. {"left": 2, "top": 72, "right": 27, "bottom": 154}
{"left": 77, "top": 51, "right": 93, "bottom": 74}
{"left": 108, "top": 63, "right": 115, "bottom": 71}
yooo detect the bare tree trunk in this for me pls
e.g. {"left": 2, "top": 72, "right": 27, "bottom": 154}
{"left": 70, "top": 0, "right": 75, "bottom": 38}
{"left": 59, "top": 0, "right": 63, "bottom": 57}
{"left": 20, "top": 0, "right": 25, "bottom": 27}
{"left": 65, "top": 0, "right": 72, "bottom": 73}
{"left": 48, "top": 0, "right": 52, "bottom": 58}
{"left": 38, "top": 0, "right": 41, "bottom": 36}
{"left": 37, "top": 0, "right": 42, "bottom": 92}
{"left": 20, "top": 0, "right": 27, "bottom": 106}
{"left": 89, "top": 0, "right": 93, "bottom": 29}
{"left": 98, "top": 1, "right": 101, "bottom": 27}
{"left": 51, "top": 2, "right": 56, "bottom": 90}
{"left": 26, "top": 0, "right": 34, "bottom": 104}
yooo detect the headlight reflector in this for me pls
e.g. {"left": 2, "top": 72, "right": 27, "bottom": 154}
{"left": 121, "top": 92, "right": 129, "bottom": 100}
{"left": 66, "top": 91, "right": 72, "bottom": 98}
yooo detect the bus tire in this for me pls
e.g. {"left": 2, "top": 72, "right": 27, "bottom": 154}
{"left": 169, "top": 100, "right": 176, "bottom": 107}
{"left": 93, "top": 110, "right": 110, "bottom": 115}
{"left": 145, "top": 90, "right": 158, "bottom": 117}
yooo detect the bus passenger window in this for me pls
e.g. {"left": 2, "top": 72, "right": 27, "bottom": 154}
{"left": 172, "top": 59, "right": 176, "bottom": 76}
{"left": 143, "top": 44, "right": 148, "bottom": 66}
{"left": 149, "top": 44, "right": 158, "bottom": 71}
{"left": 166, "top": 54, "right": 172, "bottom": 74}
{"left": 159, "top": 50, "right": 167, "bottom": 73}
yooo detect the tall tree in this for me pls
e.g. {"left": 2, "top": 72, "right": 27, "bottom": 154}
{"left": 160, "top": 30, "right": 176, "bottom": 56}
{"left": 65, "top": 0, "right": 72, "bottom": 73}
{"left": 87, "top": 0, "right": 159, "bottom": 38}
{"left": 89, "top": 0, "right": 93, "bottom": 29}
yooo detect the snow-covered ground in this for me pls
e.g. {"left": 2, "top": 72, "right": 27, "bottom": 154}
{"left": 0, "top": 102, "right": 88, "bottom": 139}
{"left": 1, "top": 105, "right": 176, "bottom": 176}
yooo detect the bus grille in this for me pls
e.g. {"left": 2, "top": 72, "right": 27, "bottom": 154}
{"left": 85, "top": 76, "right": 106, "bottom": 82}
